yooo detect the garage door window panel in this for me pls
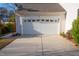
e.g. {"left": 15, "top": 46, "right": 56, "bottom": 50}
{"left": 32, "top": 19, "right": 36, "bottom": 22}
{"left": 28, "top": 20, "right": 31, "bottom": 22}
{"left": 37, "top": 19, "right": 40, "bottom": 22}
{"left": 46, "top": 19, "right": 49, "bottom": 22}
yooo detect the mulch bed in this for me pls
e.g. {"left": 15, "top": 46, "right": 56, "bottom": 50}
{"left": 0, "top": 38, "right": 15, "bottom": 50}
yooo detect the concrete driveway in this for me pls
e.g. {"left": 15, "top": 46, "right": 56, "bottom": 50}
{"left": 0, "top": 35, "right": 79, "bottom": 56}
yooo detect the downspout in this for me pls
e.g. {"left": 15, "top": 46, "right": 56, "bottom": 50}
{"left": 20, "top": 17, "right": 23, "bottom": 35}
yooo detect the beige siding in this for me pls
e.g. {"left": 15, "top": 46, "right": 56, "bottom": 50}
{"left": 59, "top": 14, "right": 66, "bottom": 33}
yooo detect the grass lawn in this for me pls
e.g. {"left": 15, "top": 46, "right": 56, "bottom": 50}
{"left": 0, "top": 38, "right": 15, "bottom": 50}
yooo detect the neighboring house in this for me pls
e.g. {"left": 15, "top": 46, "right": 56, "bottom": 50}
{"left": 15, "top": 3, "right": 66, "bottom": 35}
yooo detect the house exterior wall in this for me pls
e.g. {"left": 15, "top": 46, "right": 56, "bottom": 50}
{"left": 16, "top": 12, "right": 66, "bottom": 34}
{"left": 16, "top": 16, "right": 21, "bottom": 34}
{"left": 59, "top": 14, "right": 66, "bottom": 33}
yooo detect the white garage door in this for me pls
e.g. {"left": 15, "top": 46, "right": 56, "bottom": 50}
{"left": 22, "top": 16, "right": 60, "bottom": 35}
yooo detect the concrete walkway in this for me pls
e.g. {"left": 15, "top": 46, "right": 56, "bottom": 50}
{"left": 0, "top": 35, "right": 79, "bottom": 56}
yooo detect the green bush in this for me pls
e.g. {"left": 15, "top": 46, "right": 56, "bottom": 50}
{"left": 5, "top": 23, "right": 14, "bottom": 32}
{"left": 8, "top": 15, "right": 15, "bottom": 22}
{"left": 1, "top": 26, "right": 8, "bottom": 34}
{"left": 0, "top": 23, "right": 5, "bottom": 34}
{"left": 71, "top": 17, "right": 79, "bottom": 44}
{"left": 60, "top": 32, "right": 66, "bottom": 37}
{"left": 0, "top": 22, "right": 16, "bottom": 35}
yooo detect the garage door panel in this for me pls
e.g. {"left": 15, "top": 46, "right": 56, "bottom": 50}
{"left": 38, "top": 23, "right": 59, "bottom": 34}
{"left": 22, "top": 16, "right": 60, "bottom": 34}
{"left": 23, "top": 23, "right": 41, "bottom": 34}
{"left": 23, "top": 23, "right": 59, "bottom": 34}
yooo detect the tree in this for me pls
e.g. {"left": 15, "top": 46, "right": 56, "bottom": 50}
{"left": 8, "top": 14, "right": 15, "bottom": 22}
{"left": 71, "top": 17, "right": 79, "bottom": 45}
{"left": 0, "top": 7, "right": 8, "bottom": 22}
{"left": 0, "top": 16, "right": 4, "bottom": 34}
{"left": 0, "top": 8, "right": 8, "bottom": 15}
{"left": 0, "top": 8, "right": 8, "bottom": 34}
{"left": 0, "top": 16, "right": 2, "bottom": 23}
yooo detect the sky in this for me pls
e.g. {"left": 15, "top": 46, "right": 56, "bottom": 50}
{"left": 0, "top": 3, "right": 17, "bottom": 11}
{"left": 0, "top": 3, "right": 79, "bottom": 32}
{"left": 60, "top": 3, "right": 79, "bottom": 32}
{"left": 0, "top": 3, "right": 17, "bottom": 21}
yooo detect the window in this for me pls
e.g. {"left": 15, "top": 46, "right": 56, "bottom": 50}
{"left": 37, "top": 19, "right": 40, "bottom": 22}
{"left": 55, "top": 20, "right": 59, "bottom": 22}
{"left": 50, "top": 20, "right": 53, "bottom": 22}
{"left": 58, "top": 18, "right": 59, "bottom": 22}
{"left": 55, "top": 20, "right": 57, "bottom": 22}
{"left": 24, "top": 20, "right": 27, "bottom": 22}
{"left": 32, "top": 19, "right": 35, "bottom": 22}
{"left": 28, "top": 20, "right": 31, "bottom": 22}
{"left": 46, "top": 19, "right": 49, "bottom": 22}
{"left": 41, "top": 19, "right": 44, "bottom": 21}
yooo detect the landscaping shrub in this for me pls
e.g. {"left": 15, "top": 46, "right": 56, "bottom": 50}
{"left": 0, "top": 23, "right": 5, "bottom": 34}
{"left": 1, "top": 26, "right": 9, "bottom": 34}
{"left": 60, "top": 32, "right": 66, "bottom": 37}
{"left": 66, "top": 30, "right": 73, "bottom": 39}
{"left": 5, "top": 22, "right": 15, "bottom": 32}
{"left": 71, "top": 17, "right": 79, "bottom": 44}
{"left": 0, "top": 22, "right": 16, "bottom": 35}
